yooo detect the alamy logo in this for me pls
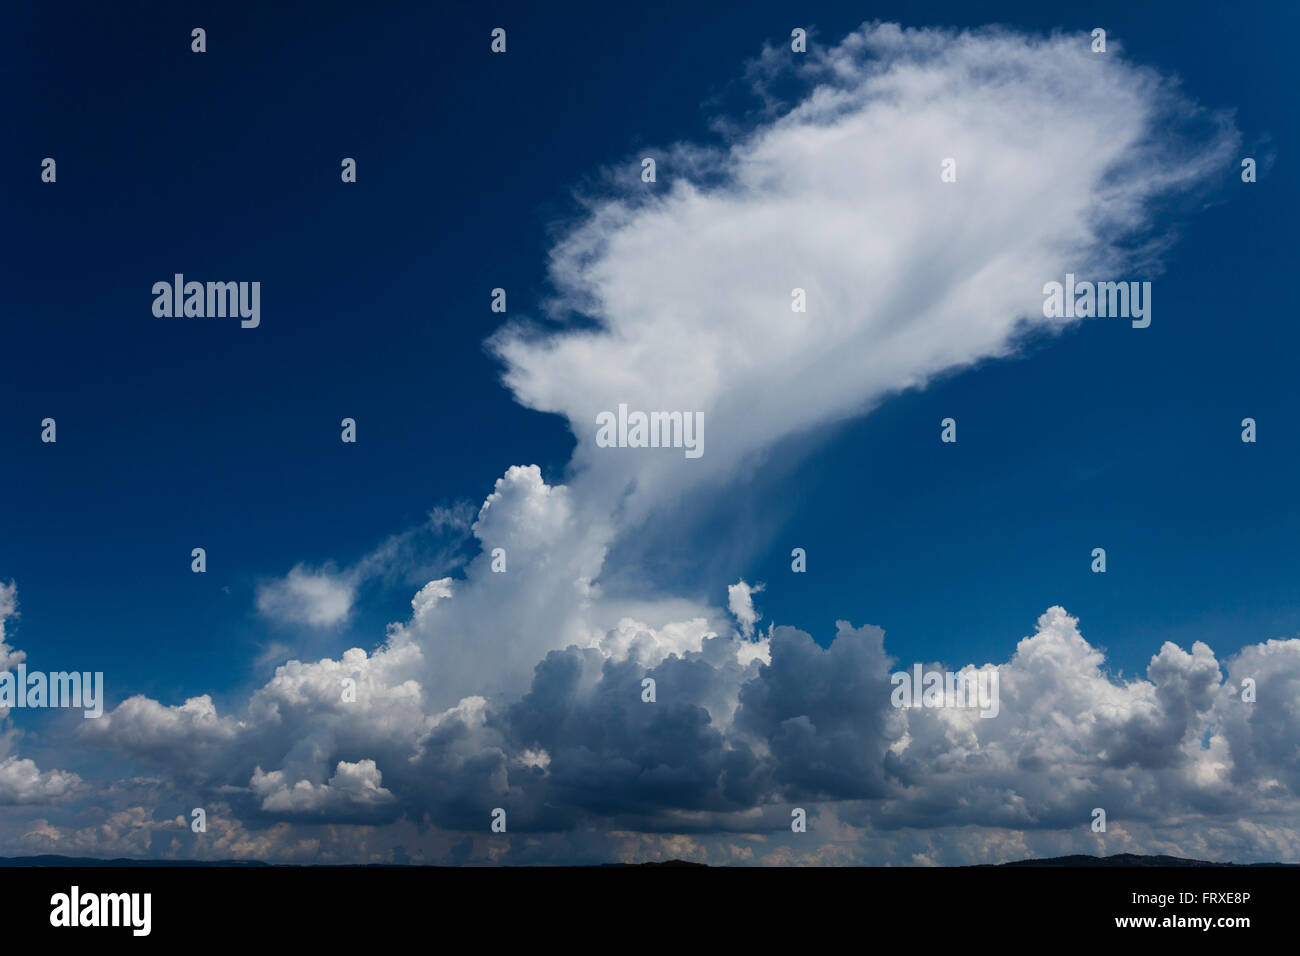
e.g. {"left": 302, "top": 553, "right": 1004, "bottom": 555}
{"left": 152, "top": 274, "right": 260, "bottom": 328}
{"left": 890, "top": 664, "right": 1000, "bottom": 718}
{"left": 50, "top": 886, "right": 151, "bottom": 936}
{"left": 1042, "top": 273, "right": 1151, "bottom": 328}
{"left": 0, "top": 665, "right": 103, "bottom": 718}
{"left": 595, "top": 404, "right": 703, "bottom": 459}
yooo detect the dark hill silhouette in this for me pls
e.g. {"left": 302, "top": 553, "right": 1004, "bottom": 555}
{"left": 979, "top": 853, "right": 1297, "bottom": 867}
{"left": 0, "top": 852, "right": 1293, "bottom": 867}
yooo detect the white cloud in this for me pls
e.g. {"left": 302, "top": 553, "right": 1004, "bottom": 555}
{"left": 255, "top": 506, "right": 475, "bottom": 631}
{"left": 0, "top": 756, "right": 79, "bottom": 806}
{"left": 0, "top": 583, "right": 82, "bottom": 805}
{"left": 256, "top": 564, "right": 357, "bottom": 629}
{"left": 0, "top": 580, "right": 22, "bottom": 675}
{"left": 251, "top": 759, "right": 396, "bottom": 816}
{"left": 79, "top": 694, "right": 242, "bottom": 775}
{"left": 727, "top": 580, "right": 765, "bottom": 639}
{"left": 493, "top": 23, "right": 1236, "bottom": 531}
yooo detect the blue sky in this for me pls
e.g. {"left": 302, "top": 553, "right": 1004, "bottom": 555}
{"left": 1, "top": 2, "right": 1297, "bottom": 864}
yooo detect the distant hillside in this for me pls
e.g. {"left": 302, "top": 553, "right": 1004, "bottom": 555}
{"left": 0, "top": 852, "right": 1293, "bottom": 867}
{"left": 983, "top": 853, "right": 1297, "bottom": 868}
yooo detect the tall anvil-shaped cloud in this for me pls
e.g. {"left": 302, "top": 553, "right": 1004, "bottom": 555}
{"left": 493, "top": 23, "right": 1237, "bottom": 528}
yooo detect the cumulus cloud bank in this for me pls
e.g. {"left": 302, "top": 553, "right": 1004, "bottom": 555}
{"left": 61, "top": 592, "right": 1300, "bottom": 864}
{"left": 5, "top": 24, "right": 1276, "bottom": 865}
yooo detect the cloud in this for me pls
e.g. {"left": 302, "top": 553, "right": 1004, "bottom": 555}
{"left": 0, "top": 580, "right": 22, "bottom": 677}
{"left": 0, "top": 584, "right": 82, "bottom": 805}
{"left": 727, "top": 580, "right": 765, "bottom": 638}
{"left": 11, "top": 23, "right": 1275, "bottom": 864}
{"left": 0, "top": 756, "right": 80, "bottom": 806}
{"left": 17, "top": 807, "right": 178, "bottom": 857}
{"left": 81, "top": 570, "right": 1300, "bottom": 861}
{"left": 255, "top": 505, "right": 475, "bottom": 630}
{"left": 492, "top": 23, "right": 1237, "bottom": 531}
{"left": 79, "top": 694, "right": 242, "bottom": 783}
{"left": 256, "top": 565, "right": 356, "bottom": 629}
{"left": 251, "top": 759, "right": 397, "bottom": 820}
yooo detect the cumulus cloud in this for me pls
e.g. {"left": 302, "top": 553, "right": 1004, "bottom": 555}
{"left": 80, "top": 694, "right": 242, "bottom": 777}
{"left": 251, "top": 759, "right": 397, "bottom": 819}
{"left": 0, "top": 582, "right": 83, "bottom": 806}
{"left": 0, "top": 756, "right": 80, "bottom": 806}
{"left": 727, "top": 580, "right": 765, "bottom": 639}
{"left": 0, "top": 580, "right": 22, "bottom": 677}
{"left": 256, "top": 564, "right": 357, "bottom": 629}
{"left": 0, "top": 584, "right": 82, "bottom": 805}
{"left": 80, "top": 566, "right": 1300, "bottom": 862}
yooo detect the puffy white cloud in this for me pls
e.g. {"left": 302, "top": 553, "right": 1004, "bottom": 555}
{"left": 0, "top": 582, "right": 23, "bottom": 725}
{"left": 727, "top": 580, "right": 764, "bottom": 639}
{"left": 0, "top": 756, "right": 80, "bottom": 806}
{"left": 1214, "top": 638, "right": 1300, "bottom": 797}
{"left": 251, "top": 759, "right": 396, "bottom": 818}
{"left": 0, "top": 583, "right": 82, "bottom": 805}
{"left": 0, "top": 580, "right": 23, "bottom": 677}
{"left": 256, "top": 564, "right": 357, "bottom": 629}
{"left": 80, "top": 694, "right": 241, "bottom": 777}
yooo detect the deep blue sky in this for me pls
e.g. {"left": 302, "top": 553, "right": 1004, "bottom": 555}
{"left": 2, "top": 0, "right": 1296, "bottom": 743}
